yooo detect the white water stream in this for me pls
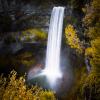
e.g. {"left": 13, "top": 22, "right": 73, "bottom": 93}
{"left": 43, "top": 7, "right": 65, "bottom": 84}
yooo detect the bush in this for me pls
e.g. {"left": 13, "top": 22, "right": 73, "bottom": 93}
{"left": 0, "top": 70, "right": 56, "bottom": 100}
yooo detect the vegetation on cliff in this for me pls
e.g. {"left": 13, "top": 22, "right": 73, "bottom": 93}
{"left": 65, "top": 0, "right": 100, "bottom": 99}
{"left": 0, "top": 70, "right": 56, "bottom": 100}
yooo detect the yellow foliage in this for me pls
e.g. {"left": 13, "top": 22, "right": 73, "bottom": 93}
{"left": 92, "top": 0, "right": 100, "bottom": 9}
{"left": 20, "top": 28, "right": 47, "bottom": 41}
{"left": 13, "top": 52, "right": 35, "bottom": 68}
{"left": 90, "top": 38, "right": 100, "bottom": 68}
{"left": 78, "top": 70, "right": 100, "bottom": 99}
{"left": 0, "top": 70, "right": 56, "bottom": 100}
{"left": 85, "top": 47, "right": 93, "bottom": 56}
{"left": 65, "top": 24, "right": 83, "bottom": 53}
{"left": 84, "top": 70, "right": 100, "bottom": 87}
{"left": 77, "top": 0, "right": 100, "bottom": 99}
{"left": 85, "top": 38, "right": 100, "bottom": 69}
{"left": 67, "top": 0, "right": 100, "bottom": 99}
{"left": 83, "top": 0, "right": 100, "bottom": 69}
{"left": 83, "top": 0, "right": 100, "bottom": 27}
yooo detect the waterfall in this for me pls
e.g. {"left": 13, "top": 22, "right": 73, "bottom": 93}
{"left": 43, "top": 7, "right": 65, "bottom": 84}
{"left": 27, "top": 7, "right": 64, "bottom": 87}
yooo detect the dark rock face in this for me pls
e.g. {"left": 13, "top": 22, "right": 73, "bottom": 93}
{"left": 0, "top": 0, "right": 86, "bottom": 32}
{"left": 0, "top": 0, "right": 51, "bottom": 31}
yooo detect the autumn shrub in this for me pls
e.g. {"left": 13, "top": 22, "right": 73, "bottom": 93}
{"left": 0, "top": 70, "right": 56, "bottom": 100}
{"left": 65, "top": 24, "right": 83, "bottom": 53}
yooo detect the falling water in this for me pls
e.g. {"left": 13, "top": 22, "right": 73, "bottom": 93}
{"left": 43, "top": 7, "right": 65, "bottom": 84}
{"left": 27, "top": 7, "right": 65, "bottom": 88}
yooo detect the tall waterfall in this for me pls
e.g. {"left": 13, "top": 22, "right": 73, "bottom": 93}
{"left": 43, "top": 7, "right": 65, "bottom": 84}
